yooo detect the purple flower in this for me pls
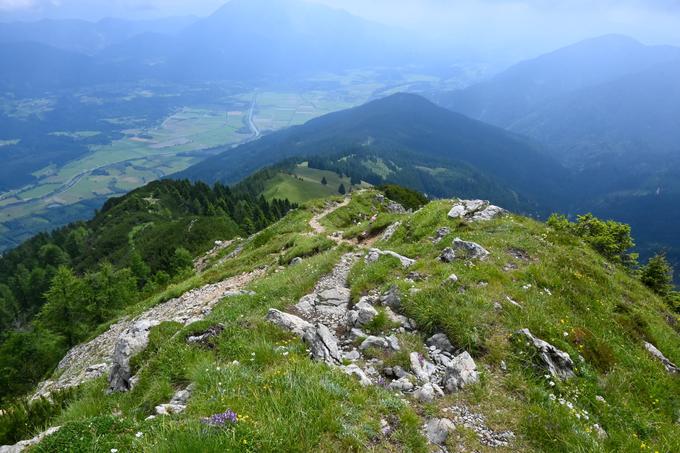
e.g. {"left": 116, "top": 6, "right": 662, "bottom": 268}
{"left": 202, "top": 409, "right": 238, "bottom": 427}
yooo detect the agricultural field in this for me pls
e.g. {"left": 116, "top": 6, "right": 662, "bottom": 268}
{"left": 0, "top": 70, "right": 457, "bottom": 251}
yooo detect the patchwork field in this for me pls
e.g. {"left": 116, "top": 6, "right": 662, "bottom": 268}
{"left": 0, "top": 69, "right": 462, "bottom": 250}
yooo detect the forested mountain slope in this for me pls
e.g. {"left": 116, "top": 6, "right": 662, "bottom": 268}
{"left": 178, "top": 93, "right": 570, "bottom": 214}
{"left": 0, "top": 179, "right": 294, "bottom": 400}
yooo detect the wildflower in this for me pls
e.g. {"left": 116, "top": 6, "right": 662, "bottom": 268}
{"left": 549, "top": 394, "right": 556, "bottom": 401}
{"left": 202, "top": 409, "right": 238, "bottom": 427}
{"left": 111, "top": 450, "right": 118, "bottom": 453}
{"left": 563, "top": 331, "right": 569, "bottom": 337}
{"left": 549, "top": 381, "right": 555, "bottom": 387}
{"left": 135, "top": 431, "right": 143, "bottom": 438}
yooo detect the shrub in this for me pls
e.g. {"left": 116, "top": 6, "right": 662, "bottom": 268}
{"left": 547, "top": 213, "right": 637, "bottom": 267}
{"left": 640, "top": 254, "right": 674, "bottom": 297}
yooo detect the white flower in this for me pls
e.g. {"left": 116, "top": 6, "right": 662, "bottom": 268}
{"left": 111, "top": 450, "right": 119, "bottom": 453}
{"left": 549, "top": 394, "right": 556, "bottom": 401}
{"left": 549, "top": 381, "right": 556, "bottom": 387}
{"left": 563, "top": 331, "right": 569, "bottom": 337}
{"left": 566, "top": 402, "right": 574, "bottom": 410}
{"left": 283, "top": 351, "right": 289, "bottom": 356}
{"left": 135, "top": 431, "right": 143, "bottom": 438}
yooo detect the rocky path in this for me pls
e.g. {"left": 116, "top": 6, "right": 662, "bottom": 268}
{"left": 309, "top": 197, "right": 350, "bottom": 235}
{"left": 33, "top": 268, "right": 265, "bottom": 400}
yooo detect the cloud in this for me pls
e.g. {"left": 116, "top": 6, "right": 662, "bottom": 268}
{"left": 0, "top": 0, "right": 36, "bottom": 11}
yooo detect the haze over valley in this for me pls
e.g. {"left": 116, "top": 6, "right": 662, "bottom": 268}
{"left": 1, "top": 2, "right": 680, "bottom": 451}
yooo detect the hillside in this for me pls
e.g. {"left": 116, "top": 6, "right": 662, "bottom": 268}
{"left": 1, "top": 188, "right": 678, "bottom": 452}
{"left": 0, "top": 179, "right": 294, "bottom": 399}
{"left": 178, "top": 93, "right": 570, "bottom": 213}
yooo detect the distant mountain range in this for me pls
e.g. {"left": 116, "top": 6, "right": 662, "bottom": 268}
{"left": 0, "top": 16, "right": 197, "bottom": 55}
{"left": 434, "top": 34, "right": 680, "bottom": 273}
{"left": 177, "top": 92, "right": 570, "bottom": 214}
{"left": 0, "top": 0, "right": 417, "bottom": 91}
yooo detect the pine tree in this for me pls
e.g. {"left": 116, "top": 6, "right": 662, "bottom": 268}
{"left": 641, "top": 254, "right": 674, "bottom": 297}
{"left": 338, "top": 183, "right": 346, "bottom": 195}
{"left": 321, "top": 176, "right": 328, "bottom": 185}
{"left": 39, "top": 266, "right": 88, "bottom": 346}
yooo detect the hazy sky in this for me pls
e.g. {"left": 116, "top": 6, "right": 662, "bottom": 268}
{"left": 2, "top": 0, "right": 680, "bottom": 60}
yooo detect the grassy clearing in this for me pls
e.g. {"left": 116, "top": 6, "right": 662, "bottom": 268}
{"left": 9, "top": 191, "right": 680, "bottom": 452}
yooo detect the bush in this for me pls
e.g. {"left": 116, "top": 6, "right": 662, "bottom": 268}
{"left": 640, "top": 254, "right": 674, "bottom": 297}
{"left": 379, "top": 184, "right": 428, "bottom": 211}
{"left": 547, "top": 213, "right": 637, "bottom": 267}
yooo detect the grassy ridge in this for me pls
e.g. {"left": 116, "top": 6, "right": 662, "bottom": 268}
{"left": 6, "top": 190, "right": 679, "bottom": 452}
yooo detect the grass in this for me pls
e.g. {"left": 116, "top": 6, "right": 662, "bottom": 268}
{"left": 5, "top": 190, "right": 680, "bottom": 452}
{"left": 262, "top": 165, "right": 356, "bottom": 204}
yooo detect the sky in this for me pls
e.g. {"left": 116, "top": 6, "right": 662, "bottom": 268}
{"left": 1, "top": 0, "right": 680, "bottom": 60}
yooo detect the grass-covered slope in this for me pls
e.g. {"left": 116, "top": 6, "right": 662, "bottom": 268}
{"left": 3, "top": 190, "right": 679, "bottom": 452}
{"left": 177, "top": 93, "right": 570, "bottom": 212}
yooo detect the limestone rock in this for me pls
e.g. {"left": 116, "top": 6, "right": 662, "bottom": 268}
{"left": 426, "top": 333, "right": 455, "bottom": 354}
{"left": 516, "top": 329, "right": 575, "bottom": 380}
{"left": 424, "top": 418, "right": 456, "bottom": 445}
{"left": 342, "top": 364, "right": 372, "bottom": 386}
{"left": 388, "top": 376, "right": 415, "bottom": 392}
{"left": 386, "top": 201, "right": 407, "bottom": 214}
{"left": 443, "top": 351, "right": 479, "bottom": 392}
{"left": 266, "top": 309, "right": 313, "bottom": 337}
{"left": 108, "top": 320, "right": 159, "bottom": 393}
{"left": 186, "top": 324, "right": 224, "bottom": 348}
{"left": 384, "top": 307, "right": 416, "bottom": 330}
{"left": 0, "top": 426, "right": 61, "bottom": 453}
{"left": 290, "top": 257, "right": 303, "bottom": 266}
{"left": 380, "top": 285, "right": 402, "bottom": 309}
{"left": 348, "top": 328, "right": 367, "bottom": 341}
{"left": 343, "top": 349, "right": 361, "bottom": 361}
{"left": 381, "top": 222, "right": 401, "bottom": 241}
{"left": 354, "top": 300, "right": 378, "bottom": 325}
{"left": 414, "top": 383, "right": 445, "bottom": 403}
{"left": 452, "top": 237, "right": 490, "bottom": 260}
{"left": 440, "top": 247, "right": 456, "bottom": 263}
{"left": 410, "top": 352, "right": 437, "bottom": 383}
{"left": 432, "top": 227, "right": 451, "bottom": 244}
{"left": 359, "top": 336, "right": 389, "bottom": 351}
{"left": 448, "top": 199, "right": 506, "bottom": 222}
{"left": 303, "top": 323, "right": 342, "bottom": 365}
{"left": 445, "top": 274, "right": 459, "bottom": 284}
{"left": 366, "top": 248, "right": 415, "bottom": 268}
{"left": 644, "top": 341, "right": 680, "bottom": 374}
{"left": 155, "top": 384, "right": 195, "bottom": 416}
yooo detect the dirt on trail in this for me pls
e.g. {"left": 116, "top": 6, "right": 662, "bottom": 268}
{"left": 309, "top": 197, "right": 351, "bottom": 235}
